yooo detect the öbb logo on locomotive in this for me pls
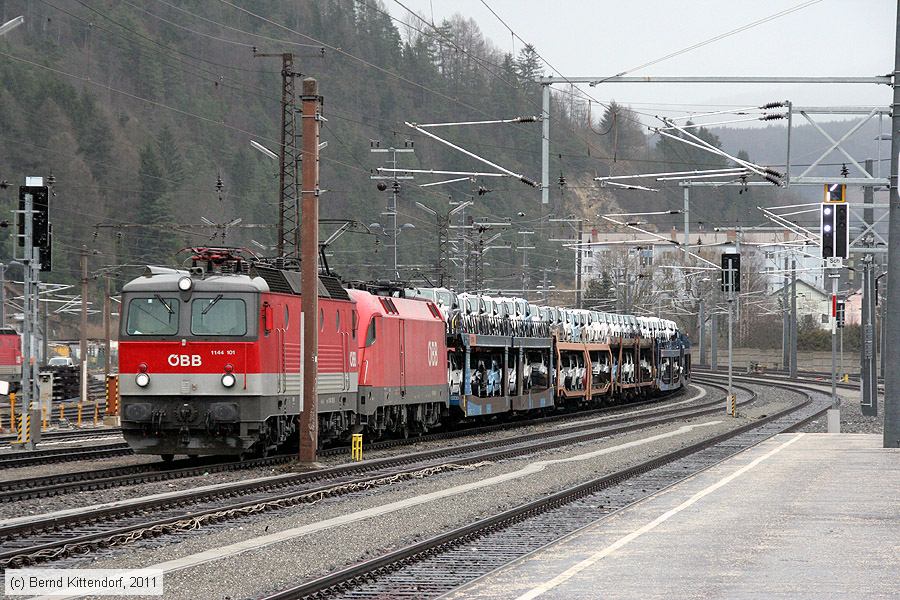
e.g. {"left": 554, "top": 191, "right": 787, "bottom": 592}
{"left": 166, "top": 354, "right": 202, "bottom": 367}
{"left": 117, "top": 252, "right": 690, "bottom": 460}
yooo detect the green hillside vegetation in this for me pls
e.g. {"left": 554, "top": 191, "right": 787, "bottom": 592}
{"left": 0, "top": 0, "right": 788, "bottom": 307}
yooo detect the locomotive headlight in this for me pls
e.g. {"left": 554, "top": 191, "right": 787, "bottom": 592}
{"left": 135, "top": 372, "right": 151, "bottom": 387}
{"left": 177, "top": 276, "right": 193, "bottom": 291}
{"left": 221, "top": 372, "right": 236, "bottom": 388}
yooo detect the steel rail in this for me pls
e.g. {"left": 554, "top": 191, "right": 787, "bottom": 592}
{"left": 0, "top": 389, "right": 686, "bottom": 501}
{"left": 260, "top": 376, "right": 825, "bottom": 599}
{"left": 0, "top": 442, "right": 131, "bottom": 469}
{"left": 0, "top": 383, "right": 741, "bottom": 568}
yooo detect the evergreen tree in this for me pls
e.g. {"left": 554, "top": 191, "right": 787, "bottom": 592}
{"left": 155, "top": 125, "right": 185, "bottom": 190}
{"left": 131, "top": 143, "right": 172, "bottom": 264}
{"left": 75, "top": 90, "right": 112, "bottom": 172}
{"left": 514, "top": 44, "right": 543, "bottom": 84}
{"left": 598, "top": 101, "right": 647, "bottom": 160}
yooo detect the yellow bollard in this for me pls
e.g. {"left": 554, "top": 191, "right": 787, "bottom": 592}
{"left": 93, "top": 402, "right": 99, "bottom": 426}
{"left": 42, "top": 407, "right": 48, "bottom": 430}
{"left": 730, "top": 394, "right": 737, "bottom": 417}
{"left": 351, "top": 433, "right": 363, "bottom": 461}
{"left": 59, "top": 403, "right": 64, "bottom": 423}
{"left": 17, "top": 412, "right": 30, "bottom": 444}
{"left": 77, "top": 403, "right": 83, "bottom": 428}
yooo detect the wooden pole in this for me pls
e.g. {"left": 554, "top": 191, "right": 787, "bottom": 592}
{"left": 299, "top": 78, "right": 321, "bottom": 464}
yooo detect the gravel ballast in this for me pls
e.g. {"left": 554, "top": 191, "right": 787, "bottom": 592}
{"left": 0, "top": 387, "right": 705, "bottom": 519}
{"left": 55, "top": 383, "right": 802, "bottom": 600}
{"left": 796, "top": 381, "right": 882, "bottom": 434}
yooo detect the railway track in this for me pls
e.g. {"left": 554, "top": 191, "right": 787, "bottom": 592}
{"left": 700, "top": 365, "right": 882, "bottom": 385}
{"left": 0, "top": 426, "right": 122, "bottom": 445}
{"left": 694, "top": 367, "right": 876, "bottom": 392}
{"left": 0, "top": 427, "right": 122, "bottom": 450}
{"left": 0, "top": 441, "right": 132, "bottom": 469}
{"left": 0, "top": 387, "right": 688, "bottom": 501}
{"left": 0, "top": 382, "right": 742, "bottom": 569}
{"left": 259, "top": 375, "right": 829, "bottom": 600}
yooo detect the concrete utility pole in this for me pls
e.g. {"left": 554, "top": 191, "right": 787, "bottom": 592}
{"left": 541, "top": 84, "right": 550, "bottom": 206}
{"left": 861, "top": 254, "right": 877, "bottom": 415}
{"left": 698, "top": 299, "right": 705, "bottom": 366}
{"left": 883, "top": 5, "right": 900, "bottom": 448}
{"left": 80, "top": 246, "right": 88, "bottom": 405}
{"left": 790, "top": 258, "right": 798, "bottom": 379}
{"left": 861, "top": 158, "right": 877, "bottom": 416}
{"left": 710, "top": 311, "right": 718, "bottom": 370}
{"left": 782, "top": 256, "right": 789, "bottom": 369}
{"left": 41, "top": 291, "right": 48, "bottom": 367}
{"left": 517, "top": 230, "right": 535, "bottom": 298}
{"left": 575, "top": 219, "right": 584, "bottom": 309}
{"left": 299, "top": 77, "right": 321, "bottom": 464}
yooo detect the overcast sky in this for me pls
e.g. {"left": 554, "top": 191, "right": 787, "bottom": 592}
{"left": 386, "top": 0, "right": 894, "bottom": 122}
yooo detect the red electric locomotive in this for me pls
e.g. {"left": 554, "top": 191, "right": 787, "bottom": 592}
{"left": 119, "top": 249, "right": 450, "bottom": 459}
{"left": 0, "top": 327, "right": 23, "bottom": 390}
{"left": 348, "top": 288, "right": 448, "bottom": 438}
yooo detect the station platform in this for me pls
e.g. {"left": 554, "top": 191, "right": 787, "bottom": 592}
{"left": 447, "top": 434, "right": 899, "bottom": 600}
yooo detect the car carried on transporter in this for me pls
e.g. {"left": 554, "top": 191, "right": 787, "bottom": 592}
{"left": 118, "top": 248, "right": 690, "bottom": 461}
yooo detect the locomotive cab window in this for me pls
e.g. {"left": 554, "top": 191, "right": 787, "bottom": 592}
{"left": 126, "top": 296, "right": 179, "bottom": 336}
{"left": 191, "top": 297, "right": 247, "bottom": 336}
{"left": 365, "top": 317, "right": 377, "bottom": 347}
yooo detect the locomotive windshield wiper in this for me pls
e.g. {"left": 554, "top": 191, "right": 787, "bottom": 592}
{"left": 155, "top": 294, "right": 174, "bottom": 314}
{"left": 201, "top": 294, "right": 223, "bottom": 315}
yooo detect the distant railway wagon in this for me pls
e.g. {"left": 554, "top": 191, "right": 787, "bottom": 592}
{"left": 118, "top": 248, "right": 691, "bottom": 460}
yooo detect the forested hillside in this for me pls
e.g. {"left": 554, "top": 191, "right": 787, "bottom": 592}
{"left": 0, "top": 0, "right": 795, "bottom": 298}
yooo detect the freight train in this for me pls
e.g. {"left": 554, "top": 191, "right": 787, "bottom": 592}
{"left": 118, "top": 248, "right": 691, "bottom": 460}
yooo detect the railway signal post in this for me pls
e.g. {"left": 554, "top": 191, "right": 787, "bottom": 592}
{"left": 721, "top": 252, "right": 740, "bottom": 416}
{"left": 299, "top": 78, "right": 322, "bottom": 464}
{"left": 822, "top": 183, "right": 848, "bottom": 433}
{"left": 17, "top": 178, "right": 48, "bottom": 449}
